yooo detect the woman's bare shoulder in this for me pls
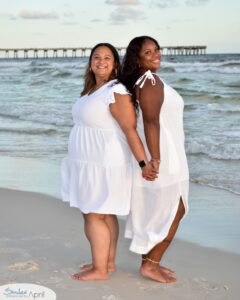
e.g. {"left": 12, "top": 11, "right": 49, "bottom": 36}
{"left": 142, "top": 73, "right": 163, "bottom": 91}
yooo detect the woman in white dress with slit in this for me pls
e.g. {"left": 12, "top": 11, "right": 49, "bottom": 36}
{"left": 61, "top": 43, "right": 156, "bottom": 281}
{"left": 120, "top": 36, "right": 189, "bottom": 283}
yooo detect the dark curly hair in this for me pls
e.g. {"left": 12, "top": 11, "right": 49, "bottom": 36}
{"left": 119, "top": 36, "right": 160, "bottom": 110}
{"left": 81, "top": 43, "right": 121, "bottom": 96}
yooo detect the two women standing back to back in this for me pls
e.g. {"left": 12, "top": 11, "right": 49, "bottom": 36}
{"left": 61, "top": 42, "right": 156, "bottom": 281}
{"left": 61, "top": 37, "right": 189, "bottom": 283}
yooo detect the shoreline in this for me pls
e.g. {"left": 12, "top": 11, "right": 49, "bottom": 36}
{"left": 1, "top": 155, "right": 240, "bottom": 255}
{"left": 1, "top": 187, "right": 239, "bottom": 299}
{"left": 1, "top": 154, "right": 240, "bottom": 199}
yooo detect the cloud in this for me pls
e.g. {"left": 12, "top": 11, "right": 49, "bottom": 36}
{"left": 19, "top": 10, "right": 59, "bottom": 19}
{"left": 110, "top": 7, "right": 145, "bottom": 24}
{"left": 185, "top": 0, "right": 209, "bottom": 5}
{"left": 106, "top": 0, "right": 140, "bottom": 5}
{"left": 150, "top": 0, "right": 210, "bottom": 8}
{"left": 150, "top": 0, "right": 178, "bottom": 8}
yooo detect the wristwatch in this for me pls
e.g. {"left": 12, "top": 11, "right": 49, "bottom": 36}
{"left": 138, "top": 160, "right": 147, "bottom": 169}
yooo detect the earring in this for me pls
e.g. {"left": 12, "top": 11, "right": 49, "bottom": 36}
{"left": 89, "top": 67, "right": 92, "bottom": 72}
{"left": 114, "top": 68, "right": 117, "bottom": 76}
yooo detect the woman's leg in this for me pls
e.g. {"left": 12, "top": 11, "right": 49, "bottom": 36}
{"left": 104, "top": 214, "right": 119, "bottom": 271}
{"left": 73, "top": 213, "right": 111, "bottom": 281}
{"left": 140, "top": 198, "right": 185, "bottom": 283}
{"left": 81, "top": 214, "right": 119, "bottom": 272}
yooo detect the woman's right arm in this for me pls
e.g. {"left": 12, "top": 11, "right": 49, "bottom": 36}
{"left": 138, "top": 75, "right": 164, "bottom": 169}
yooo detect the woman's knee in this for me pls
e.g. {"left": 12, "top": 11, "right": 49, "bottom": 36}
{"left": 105, "top": 214, "right": 117, "bottom": 222}
{"left": 83, "top": 213, "right": 106, "bottom": 223}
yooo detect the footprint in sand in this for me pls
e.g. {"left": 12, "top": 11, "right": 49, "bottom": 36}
{"left": 192, "top": 277, "right": 220, "bottom": 294}
{"left": 7, "top": 260, "right": 39, "bottom": 271}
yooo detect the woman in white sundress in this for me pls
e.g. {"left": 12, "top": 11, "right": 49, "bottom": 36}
{"left": 120, "top": 36, "right": 189, "bottom": 283}
{"left": 61, "top": 43, "right": 157, "bottom": 281}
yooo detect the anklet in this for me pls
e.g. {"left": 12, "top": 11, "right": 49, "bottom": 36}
{"left": 146, "top": 257, "right": 160, "bottom": 264}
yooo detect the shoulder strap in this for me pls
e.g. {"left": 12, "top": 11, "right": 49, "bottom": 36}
{"left": 135, "top": 70, "right": 156, "bottom": 89}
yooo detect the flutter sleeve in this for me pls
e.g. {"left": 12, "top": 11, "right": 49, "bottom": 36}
{"left": 105, "top": 82, "right": 130, "bottom": 106}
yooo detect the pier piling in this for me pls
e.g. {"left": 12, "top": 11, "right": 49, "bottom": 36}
{"left": 0, "top": 46, "right": 206, "bottom": 59}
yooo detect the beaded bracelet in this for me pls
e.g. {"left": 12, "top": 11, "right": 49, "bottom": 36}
{"left": 151, "top": 158, "right": 161, "bottom": 163}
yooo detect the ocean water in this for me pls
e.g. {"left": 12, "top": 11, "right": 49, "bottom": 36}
{"left": 0, "top": 54, "right": 240, "bottom": 254}
{"left": 0, "top": 54, "right": 240, "bottom": 195}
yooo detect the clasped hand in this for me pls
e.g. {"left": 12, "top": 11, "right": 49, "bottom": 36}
{"left": 142, "top": 160, "right": 159, "bottom": 181}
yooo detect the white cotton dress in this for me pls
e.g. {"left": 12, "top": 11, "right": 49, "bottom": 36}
{"left": 61, "top": 80, "right": 132, "bottom": 215}
{"left": 125, "top": 70, "right": 189, "bottom": 254}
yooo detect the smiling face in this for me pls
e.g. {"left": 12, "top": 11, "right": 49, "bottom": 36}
{"left": 138, "top": 39, "right": 161, "bottom": 73}
{"left": 90, "top": 46, "right": 115, "bottom": 82}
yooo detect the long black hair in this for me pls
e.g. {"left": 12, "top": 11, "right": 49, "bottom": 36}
{"left": 119, "top": 36, "right": 160, "bottom": 109}
{"left": 81, "top": 43, "right": 121, "bottom": 96}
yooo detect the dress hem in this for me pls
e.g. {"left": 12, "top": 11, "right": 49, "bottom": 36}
{"left": 124, "top": 192, "right": 189, "bottom": 254}
{"left": 62, "top": 192, "right": 130, "bottom": 216}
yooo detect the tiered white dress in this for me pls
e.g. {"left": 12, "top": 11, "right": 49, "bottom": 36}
{"left": 125, "top": 70, "right": 189, "bottom": 254}
{"left": 61, "top": 80, "right": 132, "bottom": 215}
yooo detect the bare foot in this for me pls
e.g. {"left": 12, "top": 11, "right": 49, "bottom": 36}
{"left": 140, "top": 265, "right": 176, "bottom": 283}
{"left": 80, "top": 262, "right": 116, "bottom": 273}
{"left": 72, "top": 268, "right": 108, "bottom": 281}
{"left": 160, "top": 265, "right": 175, "bottom": 275}
{"left": 142, "top": 258, "right": 175, "bottom": 275}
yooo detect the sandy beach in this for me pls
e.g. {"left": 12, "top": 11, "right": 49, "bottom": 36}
{"left": 1, "top": 188, "right": 239, "bottom": 300}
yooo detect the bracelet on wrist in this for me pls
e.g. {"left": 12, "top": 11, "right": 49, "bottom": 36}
{"left": 151, "top": 158, "right": 161, "bottom": 163}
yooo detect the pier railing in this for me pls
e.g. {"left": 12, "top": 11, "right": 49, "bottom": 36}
{"left": 0, "top": 46, "right": 206, "bottom": 59}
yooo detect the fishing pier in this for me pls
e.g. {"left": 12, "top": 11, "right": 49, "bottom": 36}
{"left": 0, "top": 46, "right": 206, "bottom": 59}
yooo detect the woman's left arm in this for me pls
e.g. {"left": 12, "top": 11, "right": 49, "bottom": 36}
{"left": 138, "top": 75, "right": 164, "bottom": 169}
{"left": 110, "top": 93, "right": 157, "bottom": 180}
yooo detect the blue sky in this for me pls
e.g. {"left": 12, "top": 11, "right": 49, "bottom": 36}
{"left": 0, "top": 0, "right": 239, "bottom": 53}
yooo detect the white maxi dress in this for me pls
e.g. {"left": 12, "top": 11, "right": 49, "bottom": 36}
{"left": 125, "top": 70, "right": 189, "bottom": 254}
{"left": 61, "top": 80, "right": 132, "bottom": 215}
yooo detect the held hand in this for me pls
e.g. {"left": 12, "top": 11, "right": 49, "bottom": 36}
{"left": 150, "top": 159, "right": 160, "bottom": 173}
{"left": 142, "top": 161, "right": 158, "bottom": 181}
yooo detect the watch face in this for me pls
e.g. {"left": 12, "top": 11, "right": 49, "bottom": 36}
{"left": 139, "top": 160, "right": 146, "bottom": 168}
